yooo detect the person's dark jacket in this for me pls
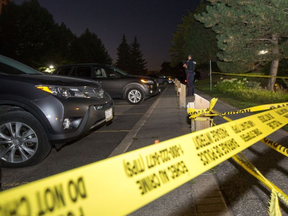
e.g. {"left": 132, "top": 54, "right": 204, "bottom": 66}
{"left": 186, "top": 59, "right": 195, "bottom": 72}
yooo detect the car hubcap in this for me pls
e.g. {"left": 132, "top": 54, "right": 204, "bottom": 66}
{"left": 128, "top": 90, "right": 142, "bottom": 103}
{"left": 0, "top": 122, "right": 38, "bottom": 164}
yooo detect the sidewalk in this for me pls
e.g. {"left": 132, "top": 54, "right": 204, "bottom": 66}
{"left": 110, "top": 85, "right": 233, "bottom": 216}
{"left": 113, "top": 84, "right": 288, "bottom": 216}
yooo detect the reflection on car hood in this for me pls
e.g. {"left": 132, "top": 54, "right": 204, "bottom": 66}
{"left": 126, "top": 74, "right": 153, "bottom": 79}
{"left": 6, "top": 74, "right": 101, "bottom": 87}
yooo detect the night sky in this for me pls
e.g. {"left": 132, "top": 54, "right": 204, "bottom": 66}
{"left": 15, "top": 0, "right": 201, "bottom": 71}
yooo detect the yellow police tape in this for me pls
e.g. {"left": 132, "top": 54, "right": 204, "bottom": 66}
{"left": 232, "top": 153, "right": 288, "bottom": 214}
{"left": 205, "top": 106, "right": 288, "bottom": 215}
{"left": 262, "top": 137, "right": 288, "bottom": 158}
{"left": 212, "top": 71, "right": 288, "bottom": 80}
{"left": 188, "top": 101, "right": 288, "bottom": 119}
{"left": 1, "top": 107, "right": 288, "bottom": 216}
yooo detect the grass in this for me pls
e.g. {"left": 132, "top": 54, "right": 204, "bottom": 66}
{"left": 194, "top": 75, "right": 288, "bottom": 108}
{"left": 194, "top": 75, "right": 288, "bottom": 131}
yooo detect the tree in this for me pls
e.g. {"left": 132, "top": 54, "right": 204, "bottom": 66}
{"left": 116, "top": 35, "right": 132, "bottom": 72}
{"left": 70, "top": 29, "right": 112, "bottom": 64}
{"left": 170, "top": 11, "right": 194, "bottom": 67}
{"left": 170, "top": 2, "right": 218, "bottom": 68}
{"left": 51, "top": 23, "right": 77, "bottom": 66}
{"left": 130, "top": 36, "right": 147, "bottom": 75}
{"left": 160, "top": 61, "right": 185, "bottom": 79}
{"left": 195, "top": 0, "right": 288, "bottom": 90}
{"left": 0, "top": 0, "right": 112, "bottom": 68}
{"left": 0, "top": 0, "right": 57, "bottom": 68}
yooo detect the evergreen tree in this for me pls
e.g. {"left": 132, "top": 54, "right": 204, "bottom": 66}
{"left": 160, "top": 61, "right": 185, "bottom": 79}
{"left": 185, "top": 10, "right": 218, "bottom": 65}
{"left": 0, "top": 1, "right": 112, "bottom": 68}
{"left": 170, "top": 11, "right": 194, "bottom": 67}
{"left": 51, "top": 23, "right": 77, "bottom": 66}
{"left": 195, "top": 0, "right": 288, "bottom": 90}
{"left": 170, "top": 2, "right": 218, "bottom": 68}
{"left": 130, "top": 36, "right": 147, "bottom": 75}
{"left": 70, "top": 29, "right": 112, "bottom": 64}
{"left": 0, "top": 0, "right": 57, "bottom": 68}
{"left": 116, "top": 35, "right": 132, "bottom": 72}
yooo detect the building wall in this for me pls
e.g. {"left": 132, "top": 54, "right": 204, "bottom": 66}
{"left": 0, "top": 0, "right": 10, "bottom": 14}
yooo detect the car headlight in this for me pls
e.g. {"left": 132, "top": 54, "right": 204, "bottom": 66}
{"left": 36, "top": 85, "right": 105, "bottom": 98}
{"left": 141, "top": 79, "right": 154, "bottom": 84}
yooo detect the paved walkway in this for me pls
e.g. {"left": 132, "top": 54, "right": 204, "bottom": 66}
{"left": 111, "top": 85, "right": 233, "bottom": 216}
{"left": 111, "top": 84, "right": 288, "bottom": 216}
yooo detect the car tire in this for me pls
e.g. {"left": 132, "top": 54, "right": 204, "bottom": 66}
{"left": 0, "top": 111, "right": 51, "bottom": 168}
{"left": 126, "top": 87, "right": 145, "bottom": 104}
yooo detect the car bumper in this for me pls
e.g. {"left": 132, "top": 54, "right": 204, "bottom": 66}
{"left": 145, "top": 84, "right": 161, "bottom": 97}
{"left": 33, "top": 94, "right": 114, "bottom": 143}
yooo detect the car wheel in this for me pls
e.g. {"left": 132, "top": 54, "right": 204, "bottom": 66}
{"left": 0, "top": 111, "right": 51, "bottom": 168}
{"left": 126, "top": 88, "right": 144, "bottom": 104}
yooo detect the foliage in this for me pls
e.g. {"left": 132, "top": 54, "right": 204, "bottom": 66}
{"left": 49, "top": 23, "right": 77, "bottom": 66}
{"left": 116, "top": 35, "right": 132, "bottom": 72}
{"left": 130, "top": 36, "right": 147, "bottom": 75}
{"left": 184, "top": 4, "right": 218, "bottom": 65}
{"left": 116, "top": 35, "right": 147, "bottom": 74}
{"left": 215, "top": 77, "right": 288, "bottom": 104}
{"left": 195, "top": 76, "right": 288, "bottom": 132}
{"left": 0, "top": 0, "right": 56, "bottom": 68}
{"left": 170, "top": 2, "right": 218, "bottom": 67}
{"left": 159, "top": 62, "right": 185, "bottom": 79}
{"left": 70, "top": 29, "right": 112, "bottom": 64}
{"left": 0, "top": 0, "right": 112, "bottom": 68}
{"left": 195, "top": 0, "right": 288, "bottom": 90}
{"left": 170, "top": 12, "right": 194, "bottom": 66}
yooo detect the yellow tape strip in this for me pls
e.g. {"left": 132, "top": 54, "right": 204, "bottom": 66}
{"left": 187, "top": 98, "right": 218, "bottom": 118}
{"left": 269, "top": 189, "right": 282, "bottom": 216}
{"left": 210, "top": 108, "right": 288, "bottom": 210}
{"left": 188, "top": 101, "right": 288, "bottom": 119}
{"left": 1, "top": 107, "right": 288, "bottom": 216}
{"left": 232, "top": 153, "right": 288, "bottom": 207}
{"left": 261, "top": 138, "right": 288, "bottom": 158}
{"left": 233, "top": 155, "right": 286, "bottom": 216}
{"left": 212, "top": 71, "right": 288, "bottom": 80}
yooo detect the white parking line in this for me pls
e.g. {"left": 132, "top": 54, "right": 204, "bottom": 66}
{"left": 114, "top": 113, "right": 144, "bottom": 116}
{"left": 93, "top": 130, "right": 131, "bottom": 133}
{"left": 108, "top": 88, "right": 167, "bottom": 157}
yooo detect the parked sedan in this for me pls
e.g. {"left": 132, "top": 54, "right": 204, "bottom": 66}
{"left": 149, "top": 74, "right": 173, "bottom": 85}
{"left": 54, "top": 64, "right": 161, "bottom": 104}
{"left": 0, "top": 55, "right": 114, "bottom": 168}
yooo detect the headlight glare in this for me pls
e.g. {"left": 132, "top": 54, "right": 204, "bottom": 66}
{"left": 36, "top": 85, "right": 104, "bottom": 99}
{"left": 141, "top": 79, "right": 154, "bottom": 84}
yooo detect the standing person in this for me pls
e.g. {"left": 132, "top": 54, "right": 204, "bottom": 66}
{"left": 183, "top": 54, "right": 195, "bottom": 97}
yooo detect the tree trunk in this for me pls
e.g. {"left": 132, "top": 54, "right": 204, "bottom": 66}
{"left": 267, "top": 34, "right": 279, "bottom": 91}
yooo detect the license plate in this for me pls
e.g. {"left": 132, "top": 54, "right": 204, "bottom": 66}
{"left": 105, "top": 108, "right": 113, "bottom": 121}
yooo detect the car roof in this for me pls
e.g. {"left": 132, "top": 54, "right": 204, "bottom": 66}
{"left": 56, "top": 63, "right": 107, "bottom": 69}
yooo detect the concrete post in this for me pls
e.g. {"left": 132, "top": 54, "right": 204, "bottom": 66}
{"left": 188, "top": 94, "right": 211, "bottom": 131}
{"left": 179, "top": 83, "right": 186, "bottom": 108}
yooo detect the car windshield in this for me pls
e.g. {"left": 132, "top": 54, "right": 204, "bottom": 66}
{"left": 0, "top": 55, "right": 43, "bottom": 75}
{"left": 108, "top": 65, "right": 129, "bottom": 76}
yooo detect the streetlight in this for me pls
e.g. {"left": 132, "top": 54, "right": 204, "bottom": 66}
{"left": 258, "top": 50, "right": 268, "bottom": 55}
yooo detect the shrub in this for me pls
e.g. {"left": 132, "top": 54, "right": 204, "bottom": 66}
{"left": 215, "top": 77, "right": 288, "bottom": 103}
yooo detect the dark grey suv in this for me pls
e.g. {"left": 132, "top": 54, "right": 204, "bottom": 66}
{"left": 0, "top": 55, "right": 114, "bottom": 168}
{"left": 54, "top": 64, "right": 161, "bottom": 104}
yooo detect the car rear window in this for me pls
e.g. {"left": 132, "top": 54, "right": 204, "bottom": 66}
{"left": 56, "top": 67, "right": 72, "bottom": 75}
{"left": 76, "top": 67, "right": 92, "bottom": 78}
